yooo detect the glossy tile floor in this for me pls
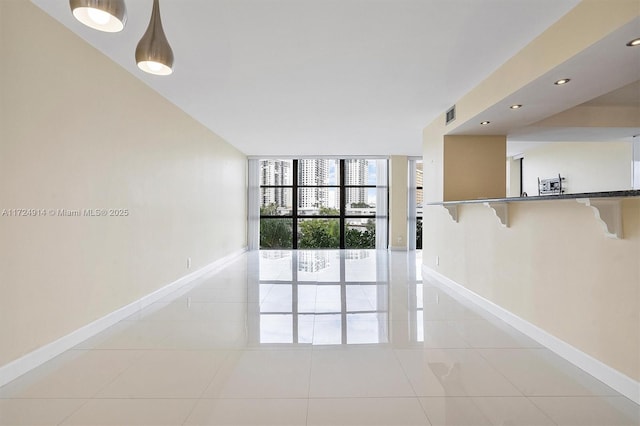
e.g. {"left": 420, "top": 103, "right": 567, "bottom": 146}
{"left": 1, "top": 250, "right": 638, "bottom": 425}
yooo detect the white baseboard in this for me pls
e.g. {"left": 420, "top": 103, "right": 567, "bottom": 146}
{"left": 422, "top": 265, "right": 640, "bottom": 405}
{"left": 0, "top": 247, "right": 247, "bottom": 388}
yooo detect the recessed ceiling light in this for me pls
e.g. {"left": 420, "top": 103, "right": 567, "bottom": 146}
{"left": 510, "top": 104, "right": 523, "bottom": 109}
{"left": 480, "top": 121, "right": 490, "bottom": 125}
{"left": 554, "top": 78, "right": 571, "bottom": 85}
{"left": 626, "top": 37, "right": 640, "bottom": 47}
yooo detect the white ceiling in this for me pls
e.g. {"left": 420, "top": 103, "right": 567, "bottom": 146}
{"left": 33, "top": 0, "right": 583, "bottom": 156}
{"left": 449, "top": 13, "right": 640, "bottom": 134}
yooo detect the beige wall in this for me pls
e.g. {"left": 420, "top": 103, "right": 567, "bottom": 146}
{"left": 0, "top": 1, "right": 247, "bottom": 366}
{"left": 422, "top": 199, "right": 639, "bottom": 380}
{"left": 522, "top": 142, "right": 632, "bottom": 195}
{"left": 389, "top": 156, "right": 408, "bottom": 250}
{"left": 423, "top": 120, "right": 446, "bottom": 202}
{"left": 443, "top": 135, "right": 506, "bottom": 201}
{"left": 422, "top": 0, "right": 640, "bottom": 384}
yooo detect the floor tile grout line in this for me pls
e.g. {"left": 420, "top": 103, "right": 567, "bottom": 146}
{"left": 415, "top": 397, "right": 434, "bottom": 426}
{"left": 54, "top": 398, "right": 90, "bottom": 426}
{"left": 389, "top": 348, "right": 434, "bottom": 425}
{"left": 179, "top": 398, "right": 200, "bottom": 426}
{"left": 473, "top": 347, "right": 624, "bottom": 399}
{"left": 390, "top": 348, "right": 421, "bottom": 400}
{"left": 305, "top": 316, "right": 317, "bottom": 426}
{"left": 471, "top": 346, "right": 528, "bottom": 398}
{"left": 522, "top": 395, "right": 560, "bottom": 426}
{"left": 85, "top": 349, "right": 148, "bottom": 400}
{"left": 194, "top": 349, "right": 238, "bottom": 401}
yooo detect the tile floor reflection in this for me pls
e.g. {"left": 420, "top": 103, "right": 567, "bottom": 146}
{"left": 256, "top": 250, "right": 389, "bottom": 346}
{"left": 0, "top": 250, "right": 638, "bottom": 425}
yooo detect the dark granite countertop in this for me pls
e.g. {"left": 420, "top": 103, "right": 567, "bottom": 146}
{"left": 426, "top": 190, "right": 640, "bottom": 206}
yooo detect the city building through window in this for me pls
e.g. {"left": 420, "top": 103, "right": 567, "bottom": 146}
{"left": 258, "top": 159, "right": 388, "bottom": 249}
{"left": 416, "top": 160, "right": 423, "bottom": 249}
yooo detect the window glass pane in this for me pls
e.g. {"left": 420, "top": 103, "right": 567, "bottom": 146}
{"left": 260, "top": 188, "right": 293, "bottom": 215}
{"left": 345, "top": 218, "right": 375, "bottom": 249}
{"left": 416, "top": 160, "right": 423, "bottom": 216}
{"left": 346, "top": 188, "right": 376, "bottom": 215}
{"left": 415, "top": 160, "right": 423, "bottom": 251}
{"left": 345, "top": 159, "right": 377, "bottom": 185}
{"left": 298, "top": 188, "right": 339, "bottom": 215}
{"left": 416, "top": 160, "right": 423, "bottom": 186}
{"left": 260, "top": 159, "right": 293, "bottom": 186}
{"left": 260, "top": 218, "right": 293, "bottom": 249}
{"left": 298, "top": 218, "right": 340, "bottom": 248}
{"left": 298, "top": 159, "right": 339, "bottom": 186}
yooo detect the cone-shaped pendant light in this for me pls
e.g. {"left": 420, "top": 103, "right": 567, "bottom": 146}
{"left": 70, "top": 0, "right": 127, "bottom": 32}
{"left": 136, "top": 0, "right": 174, "bottom": 76}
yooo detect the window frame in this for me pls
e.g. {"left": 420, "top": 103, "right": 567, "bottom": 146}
{"left": 260, "top": 159, "right": 385, "bottom": 249}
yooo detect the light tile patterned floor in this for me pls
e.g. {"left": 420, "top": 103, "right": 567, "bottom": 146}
{"left": 0, "top": 250, "right": 638, "bottom": 425}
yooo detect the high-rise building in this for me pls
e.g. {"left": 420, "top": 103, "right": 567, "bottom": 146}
{"left": 298, "top": 159, "right": 329, "bottom": 209}
{"left": 345, "top": 159, "right": 369, "bottom": 206}
{"left": 416, "top": 161, "right": 423, "bottom": 208}
{"left": 260, "top": 160, "right": 292, "bottom": 209}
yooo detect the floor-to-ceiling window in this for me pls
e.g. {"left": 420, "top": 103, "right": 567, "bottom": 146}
{"left": 343, "top": 159, "right": 378, "bottom": 249}
{"left": 259, "top": 159, "right": 294, "bottom": 249}
{"left": 416, "top": 159, "right": 423, "bottom": 250}
{"left": 297, "top": 159, "right": 341, "bottom": 249}
{"left": 408, "top": 158, "right": 423, "bottom": 250}
{"left": 257, "top": 158, "right": 387, "bottom": 249}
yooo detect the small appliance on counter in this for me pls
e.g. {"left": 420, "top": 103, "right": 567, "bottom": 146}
{"left": 538, "top": 174, "right": 566, "bottom": 195}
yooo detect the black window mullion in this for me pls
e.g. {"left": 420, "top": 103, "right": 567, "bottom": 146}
{"left": 260, "top": 158, "right": 382, "bottom": 250}
{"left": 339, "top": 160, "right": 346, "bottom": 249}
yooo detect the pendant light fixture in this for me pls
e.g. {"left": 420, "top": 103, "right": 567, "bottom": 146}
{"left": 136, "top": 0, "right": 174, "bottom": 76}
{"left": 69, "top": 0, "right": 127, "bottom": 32}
